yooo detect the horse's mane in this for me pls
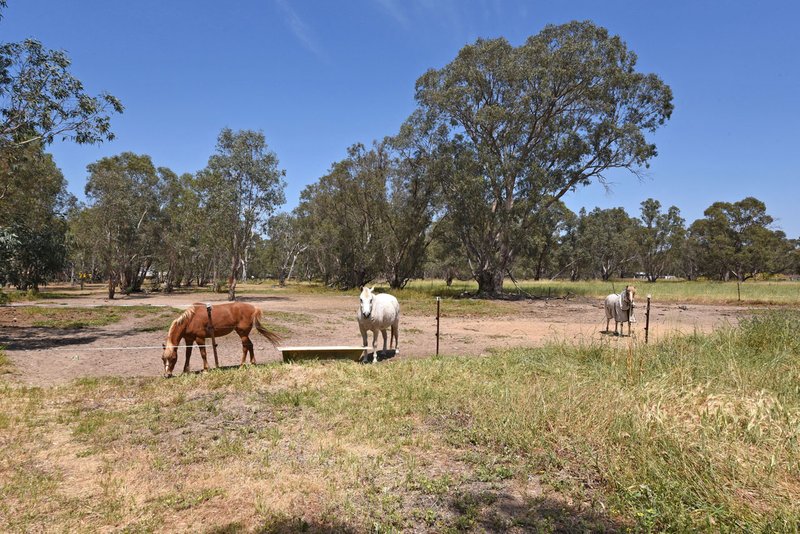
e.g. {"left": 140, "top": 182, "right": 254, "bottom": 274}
{"left": 167, "top": 306, "right": 196, "bottom": 341}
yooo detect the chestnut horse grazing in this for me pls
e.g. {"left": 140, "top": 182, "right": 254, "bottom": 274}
{"left": 161, "top": 302, "right": 280, "bottom": 377}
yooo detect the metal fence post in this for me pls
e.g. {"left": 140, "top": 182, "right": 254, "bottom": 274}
{"left": 435, "top": 297, "right": 441, "bottom": 356}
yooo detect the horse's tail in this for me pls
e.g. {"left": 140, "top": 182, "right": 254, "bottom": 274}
{"left": 253, "top": 309, "right": 281, "bottom": 346}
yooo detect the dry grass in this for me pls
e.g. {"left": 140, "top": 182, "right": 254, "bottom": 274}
{"left": 0, "top": 305, "right": 181, "bottom": 330}
{"left": 1, "top": 312, "right": 799, "bottom": 531}
{"left": 403, "top": 279, "right": 800, "bottom": 305}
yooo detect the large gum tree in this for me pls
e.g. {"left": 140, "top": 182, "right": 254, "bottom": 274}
{"left": 414, "top": 21, "right": 673, "bottom": 295}
{"left": 199, "top": 129, "right": 286, "bottom": 301}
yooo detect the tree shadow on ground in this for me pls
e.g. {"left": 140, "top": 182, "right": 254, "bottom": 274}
{"left": 450, "top": 488, "right": 628, "bottom": 533}
{"left": 0, "top": 326, "right": 116, "bottom": 350}
{"left": 233, "top": 295, "right": 293, "bottom": 303}
{"left": 204, "top": 516, "right": 357, "bottom": 534}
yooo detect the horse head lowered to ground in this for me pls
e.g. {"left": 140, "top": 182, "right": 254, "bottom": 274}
{"left": 161, "top": 302, "right": 280, "bottom": 377}
{"left": 604, "top": 285, "right": 636, "bottom": 336}
{"left": 357, "top": 286, "right": 400, "bottom": 363}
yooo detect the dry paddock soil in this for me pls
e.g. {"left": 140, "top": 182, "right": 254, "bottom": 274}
{"left": 1, "top": 290, "right": 749, "bottom": 387}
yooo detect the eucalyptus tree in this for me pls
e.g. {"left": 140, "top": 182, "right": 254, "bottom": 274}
{"left": 690, "top": 197, "right": 793, "bottom": 281}
{"left": 636, "top": 198, "right": 685, "bottom": 282}
{"left": 82, "top": 153, "right": 163, "bottom": 298}
{"left": 425, "top": 214, "right": 471, "bottom": 285}
{"left": 0, "top": 141, "right": 72, "bottom": 290}
{"left": 517, "top": 201, "right": 573, "bottom": 280}
{"left": 1, "top": 0, "right": 121, "bottom": 161}
{"left": 578, "top": 207, "right": 639, "bottom": 280}
{"left": 297, "top": 142, "right": 389, "bottom": 289}
{"left": 552, "top": 208, "right": 585, "bottom": 281}
{"left": 383, "top": 112, "right": 445, "bottom": 289}
{"left": 413, "top": 21, "right": 673, "bottom": 295}
{"left": 153, "top": 170, "right": 206, "bottom": 291}
{"left": 0, "top": 39, "right": 122, "bottom": 156}
{"left": 198, "top": 128, "right": 285, "bottom": 300}
{"left": 265, "top": 212, "right": 307, "bottom": 285}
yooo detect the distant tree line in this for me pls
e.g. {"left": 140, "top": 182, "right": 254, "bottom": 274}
{"left": 3, "top": 136, "right": 796, "bottom": 298}
{"left": 2, "top": 18, "right": 798, "bottom": 298}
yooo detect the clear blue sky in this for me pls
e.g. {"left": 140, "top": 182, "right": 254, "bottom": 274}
{"left": 5, "top": 1, "right": 799, "bottom": 235}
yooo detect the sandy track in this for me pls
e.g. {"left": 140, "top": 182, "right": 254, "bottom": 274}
{"left": 1, "top": 291, "right": 746, "bottom": 386}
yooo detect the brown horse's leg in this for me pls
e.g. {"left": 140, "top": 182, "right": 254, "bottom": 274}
{"left": 197, "top": 337, "right": 209, "bottom": 371}
{"left": 237, "top": 331, "right": 255, "bottom": 366}
{"left": 183, "top": 345, "right": 193, "bottom": 374}
{"left": 239, "top": 335, "right": 248, "bottom": 366}
{"left": 245, "top": 336, "right": 255, "bottom": 364}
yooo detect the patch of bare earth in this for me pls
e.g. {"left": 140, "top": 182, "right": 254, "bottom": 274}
{"left": 1, "top": 291, "right": 746, "bottom": 386}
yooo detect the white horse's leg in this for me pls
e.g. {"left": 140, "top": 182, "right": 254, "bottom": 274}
{"left": 381, "top": 329, "right": 388, "bottom": 351}
{"left": 391, "top": 321, "right": 398, "bottom": 350}
{"left": 372, "top": 329, "right": 379, "bottom": 363}
{"left": 360, "top": 326, "right": 369, "bottom": 359}
{"left": 606, "top": 317, "right": 610, "bottom": 333}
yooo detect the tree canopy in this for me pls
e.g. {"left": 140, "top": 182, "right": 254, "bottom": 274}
{"left": 198, "top": 128, "right": 286, "bottom": 300}
{"left": 414, "top": 20, "right": 673, "bottom": 294}
{"left": 0, "top": 39, "right": 123, "bottom": 153}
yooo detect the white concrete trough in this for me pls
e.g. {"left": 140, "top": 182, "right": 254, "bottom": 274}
{"left": 278, "top": 346, "right": 369, "bottom": 363}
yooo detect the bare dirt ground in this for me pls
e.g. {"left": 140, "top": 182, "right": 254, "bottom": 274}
{"left": 1, "top": 289, "right": 749, "bottom": 386}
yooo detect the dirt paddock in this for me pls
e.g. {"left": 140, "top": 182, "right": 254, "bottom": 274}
{"left": 1, "top": 291, "right": 748, "bottom": 386}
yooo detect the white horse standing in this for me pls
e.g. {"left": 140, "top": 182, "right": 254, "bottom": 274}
{"left": 604, "top": 285, "right": 637, "bottom": 336}
{"left": 357, "top": 286, "right": 400, "bottom": 363}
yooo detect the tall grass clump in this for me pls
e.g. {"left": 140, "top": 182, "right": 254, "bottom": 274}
{"left": 0, "top": 346, "right": 10, "bottom": 373}
{"left": 316, "top": 310, "right": 800, "bottom": 530}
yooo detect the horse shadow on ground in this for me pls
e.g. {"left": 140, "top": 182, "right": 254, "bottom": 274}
{"left": 600, "top": 330, "right": 633, "bottom": 337}
{"left": 359, "top": 349, "right": 397, "bottom": 364}
{"left": 175, "top": 363, "right": 261, "bottom": 377}
{"left": 449, "top": 488, "right": 628, "bottom": 533}
{"left": 168, "top": 351, "right": 397, "bottom": 377}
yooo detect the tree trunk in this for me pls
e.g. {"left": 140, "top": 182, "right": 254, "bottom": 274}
{"left": 228, "top": 252, "right": 239, "bottom": 301}
{"left": 227, "top": 274, "right": 238, "bottom": 300}
{"left": 475, "top": 269, "right": 504, "bottom": 296}
{"left": 286, "top": 246, "right": 306, "bottom": 281}
{"left": 107, "top": 275, "right": 116, "bottom": 299}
